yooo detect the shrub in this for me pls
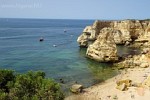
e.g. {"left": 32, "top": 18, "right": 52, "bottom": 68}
{"left": 0, "top": 69, "right": 64, "bottom": 100}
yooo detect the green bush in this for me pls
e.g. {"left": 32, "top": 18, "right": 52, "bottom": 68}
{"left": 0, "top": 69, "right": 64, "bottom": 100}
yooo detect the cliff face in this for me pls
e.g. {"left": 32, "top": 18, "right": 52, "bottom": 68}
{"left": 86, "top": 28, "right": 118, "bottom": 62}
{"left": 77, "top": 20, "right": 112, "bottom": 47}
{"left": 113, "top": 20, "right": 144, "bottom": 40}
{"left": 132, "top": 22, "right": 150, "bottom": 47}
{"left": 77, "top": 20, "right": 150, "bottom": 47}
{"left": 77, "top": 19, "right": 150, "bottom": 62}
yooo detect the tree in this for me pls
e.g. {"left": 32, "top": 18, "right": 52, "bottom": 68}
{"left": 0, "top": 69, "right": 64, "bottom": 100}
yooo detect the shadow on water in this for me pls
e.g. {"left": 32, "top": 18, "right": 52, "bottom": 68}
{"left": 117, "top": 45, "right": 141, "bottom": 57}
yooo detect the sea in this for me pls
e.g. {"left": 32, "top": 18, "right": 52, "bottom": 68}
{"left": 0, "top": 18, "right": 140, "bottom": 94}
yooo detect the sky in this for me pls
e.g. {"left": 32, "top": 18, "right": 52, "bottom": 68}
{"left": 0, "top": 0, "right": 149, "bottom": 20}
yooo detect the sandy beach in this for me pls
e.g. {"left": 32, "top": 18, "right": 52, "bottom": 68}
{"left": 66, "top": 67, "right": 150, "bottom": 100}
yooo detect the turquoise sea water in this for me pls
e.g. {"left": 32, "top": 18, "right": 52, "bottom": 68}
{"left": 0, "top": 18, "right": 140, "bottom": 93}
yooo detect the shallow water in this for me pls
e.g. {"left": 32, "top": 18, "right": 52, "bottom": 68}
{"left": 0, "top": 18, "right": 140, "bottom": 94}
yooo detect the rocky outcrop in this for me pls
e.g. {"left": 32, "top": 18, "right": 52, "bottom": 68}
{"left": 77, "top": 20, "right": 112, "bottom": 47}
{"left": 77, "top": 19, "right": 150, "bottom": 62}
{"left": 129, "top": 21, "right": 150, "bottom": 48}
{"left": 86, "top": 28, "right": 118, "bottom": 62}
{"left": 113, "top": 20, "right": 145, "bottom": 40}
{"left": 113, "top": 29, "right": 131, "bottom": 44}
{"left": 116, "top": 54, "right": 150, "bottom": 69}
{"left": 78, "top": 19, "right": 150, "bottom": 47}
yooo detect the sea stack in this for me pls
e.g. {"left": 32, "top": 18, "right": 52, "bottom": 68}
{"left": 86, "top": 28, "right": 118, "bottom": 62}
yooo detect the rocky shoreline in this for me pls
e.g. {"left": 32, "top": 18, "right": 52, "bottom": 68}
{"left": 66, "top": 19, "right": 150, "bottom": 100}
{"left": 66, "top": 67, "right": 150, "bottom": 100}
{"left": 77, "top": 19, "right": 150, "bottom": 62}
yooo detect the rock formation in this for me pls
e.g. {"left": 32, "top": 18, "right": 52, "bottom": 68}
{"left": 116, "top": 53, "right": 150, "bottom": 69}
{"left": 77, "top": 20, "right": 112, "bottom": 47}
{"left": 116, "top": 79, "right": 132, "bottom": 91}
{"left": 86, "top": 28, "right": 118, "bottom": 62}
{"left": 77, "top": 19, "right": 150, "bottom": 62}
{"left": 133, "top": 22, "right": 150, "bottom": 48}
{"left": 113, "top": 20, "right": 145, "bottom": 40}
{"left": 77, "top": 19, "right": 150, "bottom": 47}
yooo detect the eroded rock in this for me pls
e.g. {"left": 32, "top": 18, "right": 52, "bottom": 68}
{"left": 78, "top": 20, "right": 150, "bottom": 47}
{"left": 77, "top": 20, "right": 112, "bottom": 47}
{"left": 116, "top": 79, "right": 132, "bottom": 91}
{"left": 86, "top": 28, "right": 118, "bottom": 62}
{"left": 77, "top": 19, "right": 150, "bottom": 62}
{"left": 116, "top": 53, "right": 150, "bottom": 69}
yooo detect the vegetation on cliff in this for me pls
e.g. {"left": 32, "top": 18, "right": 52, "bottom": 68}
{"left": 0, "top": 69, "right": 64, "bottom": 100}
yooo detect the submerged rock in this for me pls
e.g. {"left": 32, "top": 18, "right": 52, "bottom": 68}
{"left": 86, "top": 28, "right": 118, "bottom": 62}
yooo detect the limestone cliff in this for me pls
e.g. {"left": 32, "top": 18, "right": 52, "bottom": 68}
{"left": 77, "top": 20, "right": 112, "bottom": 47}
{"left": 86, "top": 28, "right": 118, "bottom": 62}
{"left": 77, "top": 19, "right": 150, "bottom": 47}
{"left": 77, "top": 19, "right": 150, "bottom": 62}
{"left": 132, "top": 21, "right": 150, "bottom": 47}
{"left": 116, "top": 50, "right": 150, "bottom": 69}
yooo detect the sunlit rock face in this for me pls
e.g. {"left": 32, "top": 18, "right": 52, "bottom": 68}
{"left": 113, "top": 20, "right": 144, "bottom": 40}
{"left": 86, "top": 28, "right": 118, "bottom": 62}
{"left": 138, "top": 22, "right": 150, "bottom": 40}
{"left": 77, "top": 20, "right": 111, "bottom": 47}
{"left": 77, "top": 20, "right": 150, "bottom": 47}
{"left": 77, "top": 19, "right": 150, "bottom": 62}
{"left": 133, "top": 22, "right": 150, "bottom": 47}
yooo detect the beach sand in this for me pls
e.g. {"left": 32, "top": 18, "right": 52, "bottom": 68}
{"left": 65, "top": 67, "right": 150, "bottom": 100}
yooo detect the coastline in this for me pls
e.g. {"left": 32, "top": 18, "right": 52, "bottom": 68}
{"left": 68, "top": 19, "right": 150, "bottom": 100}
{"left": 65, "top": 67, "right": 150, "bottom": 100}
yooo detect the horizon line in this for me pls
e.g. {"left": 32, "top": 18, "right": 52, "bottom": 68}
{"left": 0, "top": 17, "right": 149, "bottom": 21}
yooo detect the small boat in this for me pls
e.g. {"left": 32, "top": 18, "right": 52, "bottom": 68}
{"left": 39, "top": 37, "right": 44, "bottom": 42}
{"left": 53, "top": 44, "right": 57, "bottom": 47}
{"left": 64, "top": 29, "right": 67, "bottom": 33}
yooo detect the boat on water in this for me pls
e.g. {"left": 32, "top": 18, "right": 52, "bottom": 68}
{"left": 39, "top": 37, "right": 44, "bottom": 42}
{"left": 64, "top": 29, "right": 67, "bottom": 33}
{"left": 53, "top": 44, "right": 57, "bottom": 47}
